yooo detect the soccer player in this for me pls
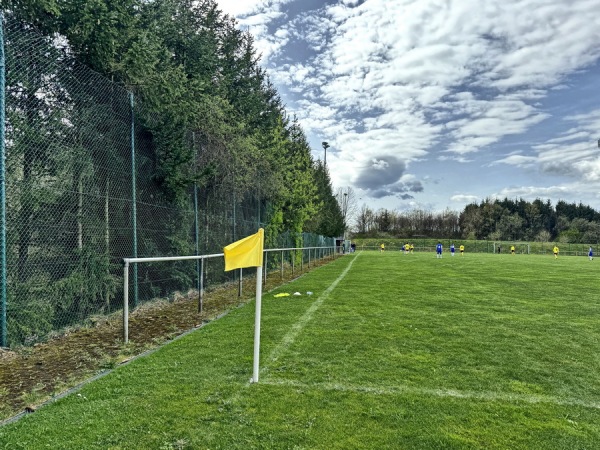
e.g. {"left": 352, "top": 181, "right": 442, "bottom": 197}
{"left": 380, "top": 243, "right": 385, "bottom": 252}
{"left": 404, "top": 243, "right": 410, "bottom": 254}
{"left": 553, "top": 245, "right": 559, "bottom": 259}
{"left": 450, "top": 243, "right": 455, "bottom": 256}
{"left": 510, "top": 245, "right": 515, "bottom": 255}
{"left": 459, "top": 244, "right": 465, "bottom": 256}
{"left": 589, "top": 246, "right": 593, "bottom": 261}
{"left": 410, "top": 243, "right": 414, "bottom": 253}
{"left": 436, "top": 242, "right": 443, "bottom": 258}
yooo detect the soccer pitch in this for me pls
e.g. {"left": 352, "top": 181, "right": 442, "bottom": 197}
{"left": 2, "top": 251, "right": 600, "bottom": 448}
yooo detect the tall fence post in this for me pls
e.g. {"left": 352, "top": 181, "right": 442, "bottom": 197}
{"left": 130, "top": 92, "right": 138, "bottom": 307}
{"left": 193, "top": 133, "right": 200, "bottom": 294}
{"left": 232, "top": 191, "right": 236, "bottom": 242}
{"left": 0, "top": 13, "right": 7, "bottom": 347}
{"left": 123, "top": 261, "right": 129, "bottom": 343}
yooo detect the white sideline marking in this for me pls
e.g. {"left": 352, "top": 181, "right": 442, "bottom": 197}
{"left": 263, "top": 253, "right": 359, "bottom": 371}
{"left": 260, "top": 378, "right": 600, "bottom": 410}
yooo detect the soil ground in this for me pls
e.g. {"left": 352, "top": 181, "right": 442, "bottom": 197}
{"left": 0, "top": 258, "right": 334, "bottom": 422}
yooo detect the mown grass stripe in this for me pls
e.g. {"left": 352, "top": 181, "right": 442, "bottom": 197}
{"left": 261, "top": 378, "right": 600, "bottom": 410}
{"left": 263, "top": 253, "right": 360, "bottom": 372}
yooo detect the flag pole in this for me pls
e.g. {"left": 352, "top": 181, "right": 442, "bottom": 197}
{"left": 222, "top": 228, "right": 264, "bottom": 383}
{"left": 252, "top": 263, "right": 263, "bottom": 383}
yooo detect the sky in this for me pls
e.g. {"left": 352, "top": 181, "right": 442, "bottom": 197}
{"left": 215, "top": 0, "right": 600, "bottom": 214}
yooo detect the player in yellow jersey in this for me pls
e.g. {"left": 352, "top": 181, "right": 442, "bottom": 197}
{"left": 410, "top": 243, "right": 414, "bottom": 253}
{"left": 380, "top": 243, "right": 385, "bottom": 252}
{"left": 459, "top": 244, "right": 464, "bottom": 255}
{"left": 510, "top": 245, "right": 515, "bottom": 255}
{"left": 553, "top": 245, "right": 559, "bottom": 258}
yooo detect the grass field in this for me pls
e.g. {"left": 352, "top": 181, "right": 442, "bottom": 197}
{"left": 1, "top": 251, "right": 600, "bottom": 449}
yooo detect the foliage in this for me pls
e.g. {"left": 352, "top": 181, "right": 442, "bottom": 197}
{"left": 2, "top": 1, "right": 339, "bottom": 346}
{"left": 353, "top": 206, "right": 460, "bottom": 239}
{"left": 304, "top": 161, "right": 344, "bottom": 237}
{"left": 354, "top": 197, "right": 600, "bottom": 244}
{"left": 51, "top": 247, "right": 118, "bottom": 326}
{"left": 6, "top": 276, "right": 55, "bottom": 345}
{"left": 459, "top": 198, "right": 600, "bottom": 243}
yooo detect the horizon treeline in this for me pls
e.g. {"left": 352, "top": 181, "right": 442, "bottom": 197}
{"left": 353, "top": 198, "right": 600, "bottom": 244}
{"left": 4, "top": 0, "right": 345, "bottom": 239}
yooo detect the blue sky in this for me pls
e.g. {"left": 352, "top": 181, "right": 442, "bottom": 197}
{"left": 216, "top": 0, "right": 600, "bottom": 213}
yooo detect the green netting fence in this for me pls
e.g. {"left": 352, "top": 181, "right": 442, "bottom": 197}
{"left": 0, "top": 15, "right": 333, "bottom": 347}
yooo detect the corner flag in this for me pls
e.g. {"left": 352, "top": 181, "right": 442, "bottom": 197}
{"left": 223, "top": 228, "right": 264, "bottom": 271}
{"left": 223, "top": 228, "right": 265, "bottom": 383}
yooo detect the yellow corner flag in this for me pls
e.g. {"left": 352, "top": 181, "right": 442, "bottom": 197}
{"left": 224, "top": 228, "right": 264, "bottom": 271}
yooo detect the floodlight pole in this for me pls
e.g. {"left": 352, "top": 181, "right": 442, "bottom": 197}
{"left": 322, "top": 141, "right": 330, "bottom": 166}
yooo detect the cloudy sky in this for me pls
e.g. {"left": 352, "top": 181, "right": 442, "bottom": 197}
{"left": 216, "top": 0, "right": 600, "bottom": 213}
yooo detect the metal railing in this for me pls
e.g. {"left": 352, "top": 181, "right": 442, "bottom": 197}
{"left": 122, "top": 246, "right": 337, "bottom": 343}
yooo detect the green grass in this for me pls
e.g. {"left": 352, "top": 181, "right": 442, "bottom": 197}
{"left": 1, "top": 251, "right": 600, "bottom": 449}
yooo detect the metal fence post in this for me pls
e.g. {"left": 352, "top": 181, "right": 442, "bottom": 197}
{"left": 193, "top": 132, "right": 200, "bottom": 294}
{"left": 194, "top": 184, "right": 200, "bottom": 293}
{"left": 123, "top": 261, "right": 129, "bottom": 343}
{"left": 257, "top": 190, "right": 260, "bottom": 228}
{"left": 263, "top": 251, "right": 267, "bottom": 284}
{"left": 198, "top": 257, "right": 204, "bottom": 313}
{"left": 0, "top": 13, "right": 7, "bottom": 347}
{"left": 130, "top": 92, "right": 138, "bottom": 307}
{"left": 232, "top": 191, "right": 236, "bottom": 242}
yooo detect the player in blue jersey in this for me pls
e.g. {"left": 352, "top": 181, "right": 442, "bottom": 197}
{"left": 450, "top": 243, "right": 455, "bottom": 256}
{"left": 589, "top": 246, "right": 593, "bottom": 261}
{"left": 436, "top": 242, "right": 443, "bottom": 258}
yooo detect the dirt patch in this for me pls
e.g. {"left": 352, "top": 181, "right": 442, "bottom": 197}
{"left": 0, "top": 258, "right": 334, "bottom": 420}
{"left": 0, "top": 348, "right": 17, "bottom": 362}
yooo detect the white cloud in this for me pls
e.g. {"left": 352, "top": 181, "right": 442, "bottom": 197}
{"left": 547, "top": 131, "right": 591, "bottom": 144}
{"left": 218, "top": 0, "right": 600, "bottom": 210}
{"left": 492, "top": 155, "right": 538, "bottom": 167}
{"left": 494, "top": 108, "right": 600, "bottom": 177}
{"left": 214, "top": 0, "right": 253, "bottom": 17}
{"left": 493, "top": 184, "right": 581, "bottom": 200}
{"left": 450, "top": 194, "right": 480, "bottom": 203}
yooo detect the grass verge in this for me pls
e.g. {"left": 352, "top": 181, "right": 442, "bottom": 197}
{"left": 1, "top": 251, "right": 599, "bottom": 449}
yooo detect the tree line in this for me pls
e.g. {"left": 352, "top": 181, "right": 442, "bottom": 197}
{"left": 4, "top": 0, "right": 345, "bottom": 239}
{"left": 353, "top": 198, "right": 600, "bottom": 244}
{"left": 2, "top": 0, "right": 345, "bottom": 345}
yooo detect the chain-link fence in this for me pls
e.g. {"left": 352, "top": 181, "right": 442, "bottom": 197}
{"left": 0, "top": 16, "right": 333, "bottom": 348}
